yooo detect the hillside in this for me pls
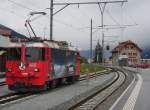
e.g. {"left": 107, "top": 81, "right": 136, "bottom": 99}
{"left": 80, "top": 50, "right": 95, "bottom": 58}
{"left": 141, "top": 46, "right": 150, "bottom": 59}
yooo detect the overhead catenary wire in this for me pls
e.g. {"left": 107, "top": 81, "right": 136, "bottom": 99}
{"left": 4, "top": 0, "right": 130, "bottom": 42}
{"left": 105, "top": 8, "right": 121, "bottom": 26}
{"left": 66, "top": 0, "right": 99, "bottom": 27}
{"left": 52, "top": 0, "right": 100, "bottom": 32}
{"left": 7, "top": 0, "right": 34, "bottom": 11}
{"left": 54, "top": 18, "right": 87, "bottom": 31}
{"left": 63, "top": 9, "right": 90, "bottom": 29}
{"left": 52, "top": 1, "right": 90, "bottom": 30}
{"left": 1, "top": 1, "right": 47, "bottom": 27}
{"left": 78, "top": 5, "right": 100, "bottom": 27}
{"left": 5, "top": 0, "right": 129, "bottom": 30}
{"left": 5, "top": 0, "right": 89, "bottom": 35}
{"left": 0, "top": 6, "right": 30, "bottom": 34}
{"left": 6, "top": 0, "right": 118, "bottom": 31}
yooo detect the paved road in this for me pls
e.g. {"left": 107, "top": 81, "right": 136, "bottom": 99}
{"left": 110, "top": 68, "right": 150, "bottom": 110}
{"left": 134, "top": 69, "right": 150, "bottom": 110}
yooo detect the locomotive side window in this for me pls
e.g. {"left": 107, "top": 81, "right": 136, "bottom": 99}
{"left": 7, "top": 48, "right": 21, "bottom": 61}
{"left": 25, "top": 47, "right": 45, "bottom": 61}
{"left": 51, "top": 49, "right": 65, "bottom": 65}
{"left": 66, "top": 51, "right": 76, "bottom": 72}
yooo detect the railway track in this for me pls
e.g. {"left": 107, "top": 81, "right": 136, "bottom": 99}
{"left": 0, "top": 69, "right": 113, "bottom": 106}
{"left": 0, "top": 93, "right": 34, "bottom": 106}
{"left": 0, "top": 70, "right": 112, "bottom": 87}
{"left": 79, "top": 69, "right": 113, "bottom": 81}
{"left": 67, "top": 70, "right": 126, "bottom": 110}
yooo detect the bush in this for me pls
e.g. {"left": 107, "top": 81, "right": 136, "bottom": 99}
{"left": 80, "top": 57, "right": 88, "bottom": 64}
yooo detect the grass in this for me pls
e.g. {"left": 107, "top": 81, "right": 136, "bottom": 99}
{"left": 80, "top": 64, "right": 106, "bottom": 74}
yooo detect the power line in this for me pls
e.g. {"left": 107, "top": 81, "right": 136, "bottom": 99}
{"left": 0, "top": 4, "right": 50, "bottom": 38}
{"left": 63, "top": 9, "right": 89, "bottom": 28}
{"left": 6, "top": 0, "right": 87, "bottom": 33}
{"left": 105, "top": 9, "right": 121, "bottom": 26}
{"left": 53, "top": 1, "right": 127, "bottom": 5}
{"left": 46, "top": 15, "right": 89, "bottom": 33}
{"left": 78, "top": 5, "right": 99, "bottom": 27}
{"left": 6, "top": 0, "right": 129, "bottom": 43}
{"left": 0, "top": 6, "right": 26, "bottom": 19}
{"left": 65, "top": 0, "right": 99, "bottom": 26}
{"left": 52, "top": 0, "right": 88, "bottom": 28}
{"left": 24, "top": 0, "right": 44, "bottom": 9}
{"left": 7, "top": 0, "right": 34, "bottom": 11}
{"left": 54, "top": 18, "right": 86, "bottom": 31}
{"left": 5, "top": 1, "right": 103, "bottom": 34}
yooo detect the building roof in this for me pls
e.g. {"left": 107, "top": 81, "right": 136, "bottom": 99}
{"left": 0, "top": 24, "right": 27, "bottom": 39}
{"left": 112, "top": 40, "right": 142, "bottom": 53}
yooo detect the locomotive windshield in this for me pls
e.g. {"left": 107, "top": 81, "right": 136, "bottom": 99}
{"left": 7, "top": 48, "right": 21, "bottom": 61}
{"left": 25, "top": 47, "right": 45, "bottom": 61}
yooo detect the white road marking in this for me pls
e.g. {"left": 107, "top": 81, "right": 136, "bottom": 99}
{"left": 122, "top": 74, "right": 143, "bottom": 110}
{"left": 109, "top": 75, "right": 135, "bottom": 110}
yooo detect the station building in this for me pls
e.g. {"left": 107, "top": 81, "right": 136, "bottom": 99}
{"left": 112, "top": 40, "right": 142, "bottom": 66}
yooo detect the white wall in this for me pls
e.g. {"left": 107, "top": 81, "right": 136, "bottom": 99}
{"left": 0, "top": 35, "right": 10, "bottom": 47}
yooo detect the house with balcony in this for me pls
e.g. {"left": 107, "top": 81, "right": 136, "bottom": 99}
{"left": 112, "top": 40, "right": 142, "bottom": 66}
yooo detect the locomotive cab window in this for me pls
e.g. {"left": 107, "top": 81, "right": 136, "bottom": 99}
{"left": 7, "top": 48, "right": 21, "bottom": 61}
{"left": 25, "top": 47, "right": 45, "bottom": 62}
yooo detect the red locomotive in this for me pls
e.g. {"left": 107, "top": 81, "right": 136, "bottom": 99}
{"left": 5, "top": 39, "right": 80, "bottom": 92}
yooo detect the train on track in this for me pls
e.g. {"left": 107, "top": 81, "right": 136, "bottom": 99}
{"left": 5, "top": 38, "right": 80, "bottom": 92}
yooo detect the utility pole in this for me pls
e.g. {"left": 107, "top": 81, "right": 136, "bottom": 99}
{"left": 98, "top": 3, "right": 106, "bottom": 64}
{"left": 50, "top": 0, "right": 53, "bottom": 40}
{"left": 48, "top": 0, "right": 127, "bottom": 44}
{"left": 97, "top": 1, "right": 126, "bottom": 64}
{"left": 90, "top": 19, "right": 93, "bottom": 63}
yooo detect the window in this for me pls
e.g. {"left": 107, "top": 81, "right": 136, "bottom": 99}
{"left": 128, "top": 53, "right": 132, "bottom": 56}
{"left": 126, "top": 47, "right": 129, "bottom": 50}
{"left": 131, "top": 46, "right": 134, "bottom": 49}
{"left": 51, "top": 49, "right": 65, "bottom": 65}
{"left": 128, "top": 59, "right": 131, "bottom": 62}
{"left": 7, "top": 48, "right": 21, "bottom": 61}
{"left": 133, "top": 53, "right": 137, "bottom": 56}
{"left": 25, "top": 47, "right": 45, "bottom": 61}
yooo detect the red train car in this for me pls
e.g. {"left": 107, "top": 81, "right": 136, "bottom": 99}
{"left": 5, "top": 40, "right": 80, "bottom": 92}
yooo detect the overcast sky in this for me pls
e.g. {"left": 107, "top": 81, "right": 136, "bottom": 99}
{"left": 0, "top": 0, "right": 150, "bottom": 50}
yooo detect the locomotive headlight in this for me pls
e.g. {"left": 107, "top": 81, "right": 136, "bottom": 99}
{"left": 7, "top": 68, "right": 12, "bottom": 72}
{"left": 34, "top": 68, "right": 39, "bottom": 72}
